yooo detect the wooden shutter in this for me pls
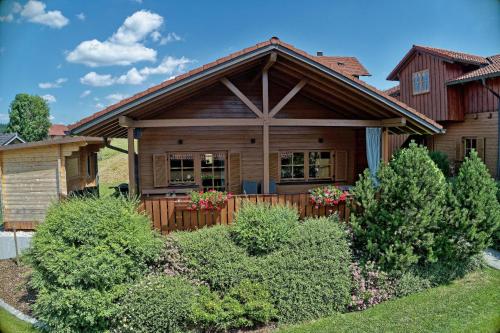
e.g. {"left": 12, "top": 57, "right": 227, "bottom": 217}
{"left": 153, "top": 154, "right": 168, "bottom": 187}
{"left": 229, "top": 152, "right": 241, "bottom": 194}
{"left": 477, "top": 137, "right": 486, "bottom": 161}
{"left": 455, "top": 139, "right": 464, "bottom": 161}
{"left": 269, "top": 152, "right": 279, "bottom": 182}
{"left": 334, "top": 150, "right": 348, "bottom": 182}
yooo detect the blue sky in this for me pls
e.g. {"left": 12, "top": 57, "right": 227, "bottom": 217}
{"left": 0, "top": 0, "right": 499, "bottom": 125}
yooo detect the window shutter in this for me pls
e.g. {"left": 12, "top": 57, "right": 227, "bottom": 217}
{"left": 477, "top": 137, "right": 486, "bottom": 161}
{"left": 229, "top": 152, "right": 241, "bottom": 194}
{"left": 455, "top": 139, "right": 464, "bottom": 161}
{"left": 334, "top": 150, "right": 348, "bottom": 182}
{"left": 269, "top": 152, "right": 279, "bottom": 182}
{"left": 153, "top": 154, "right": 168, "bottom": 187}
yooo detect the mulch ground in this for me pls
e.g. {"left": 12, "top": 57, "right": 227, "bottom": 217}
{"left": 0, "top": 259, "right": 35, "bottom": 315}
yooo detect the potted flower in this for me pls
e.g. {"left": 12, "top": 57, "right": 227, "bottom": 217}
{"left": 309, "top": 185, "right": 349, "bottom": 209}
{"left": 188, "top": 190, "right": 232, "bottom": 211}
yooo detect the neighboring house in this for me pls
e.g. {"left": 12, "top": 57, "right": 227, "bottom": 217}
{"left": 0, "top": 137, "right": 104, "bottom": 230}
{"left": 69, "top": 37, "right": 442, "bottom": 198}
{"left": 48, "top": 124, "right": 69, "bottom": 138}
{"left": 0, "top": 133, "right": 25, "bottom": 146}
{"left": 386, "top": 45, "right": 500, "bottom": 177}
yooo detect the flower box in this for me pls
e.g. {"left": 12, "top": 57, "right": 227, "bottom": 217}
{"left": 187, "top": 190, "right": 232, "bottom": 211}
{"left": 309, "top": 185, "right": 349, "bottom": 209}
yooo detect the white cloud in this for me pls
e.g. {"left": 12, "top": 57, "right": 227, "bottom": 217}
{"left": 12, "top": 2, "right": 22, "bottom": 13}
{"left": 0, "top": 113, "right": 9, "bottom": 122}
{"left": 106, "top": 93, "right": 128, "bottom": 102}
{"left": 0, "top": 14, "right": 14, "bottom": 22}
{"left": 151, "top": 30, "right": 161, "bottom": 42}
{"left": 67, "top": 10, "right": 164, "bottom": 67}
{"left": 80, "top": 72, "right": 115, "bottom": 87}
{"left": 76, "top": 12, "right": 85, "bottom": 21}
{"left": 42, "top": 94, "right": 56, "bottom": 103}
{"left": 38, "top": 77, "right": 67, "bottom": 89}
{"left": 20, "top": 1, "right": 69, "bottom": 28}
{"left": 160, "top": 32, "right": 182, "bottom": 45}
{"left": 80, "top": 90, "right": 91, "bottom": 98}
{"left": 95, "top": 103, "right": 104, "bottom": 109}
{"left": 80, "top": 56, "right": 192, "bottom": 87}
{"left": 49, "top": 115, "right": 55, "bottom": 120}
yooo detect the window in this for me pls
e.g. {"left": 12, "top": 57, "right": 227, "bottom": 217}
{"left": 169, "top": 153, "right": 195, "bottom": 184}
{"left": 412, "top": 69, "right": 430, "bottom": 95}
{"left": 280, "top": 151, "right": 332, "bottom": 181}
{"left": 280, "top": 152, "right": 305, "bottom": 180}
{"left": 464, "top": 138, "right": 477, "bottom": 158}
{"left": 201, "top": 153, "right": 226, "bottom": 191}
{"left": 66, "top": 155, "right": 80, "bottom": 179}
{"left": 309, "top": 151, "right": 331, "bottom": 179}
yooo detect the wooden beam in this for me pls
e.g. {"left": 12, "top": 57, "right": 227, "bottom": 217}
{"left": 262, "top": 53, "right": 277, "bottom": 72}
{"left": 119, "top": 115, "right": 135, "bottom": 128}
{"left": 127, "top": 128, "right": 136, "bottom": 197}
{"left": 262, "top": 70, "right": 269, "bottom": 116}
{"left": 263, "top": 123, "right": 270, "bottom": 194}
{"left": 269, "top": 79, "right": 307, "bottom": 118}
{"left": 381, "top": 117, "right": 406, "bottom": 127}
{"left": 269, "top": 118, "right": 382, "bottom": 127}
{"left": 220, "top": 77, "right": 264, "bottom": 118}
{"left": 381, "top": 128, "right": 390, "bottom": 163}
{"left": 119, "top": 117, "right": 264, "bottom": 128}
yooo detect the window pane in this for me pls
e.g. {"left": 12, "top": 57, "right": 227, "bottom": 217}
{"left": 170, "top": 159, "right": 181, "bottom": 168}
{"left": 170, "top": 170, "right": 182, "bottom": 182}
{"left": 281, "top": 166, "right": 293, "bottom": 179}
{"left": 293, "top": 166, "right": 304, "bottom": 178}
{"left": 184, "top": 171, "right": 194, "bottom": 182}
{"left": 183, "top": 159, "right": 194, "bottom": 168}
{"left": 281, "top": 155, "right": 292, "bottom": 166}
{"left": 293, "top": 153, "right": 304, "bottom": 165}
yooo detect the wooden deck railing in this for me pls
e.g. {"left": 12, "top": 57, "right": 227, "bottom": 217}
{"left": 140, "top": 193, "right": 351, "bottom": 234}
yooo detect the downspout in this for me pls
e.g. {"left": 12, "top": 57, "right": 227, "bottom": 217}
{"left": 103, "top": 137, "right": 128, "bottom": 154}
{"left": 480, "top": 79, "right": 500, "bottom": 179}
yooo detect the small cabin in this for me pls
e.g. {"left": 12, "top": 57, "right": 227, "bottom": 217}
{"left": 0, "top": 137, "right": 105, "bottom": 230}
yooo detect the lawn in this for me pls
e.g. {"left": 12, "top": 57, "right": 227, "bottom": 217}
{"left": 98, "top": 138, "right": 129, "bottom": 197}
{"left": 0, "top": 308, "right": 38, "bottom": 333}
{"left": 279, "top": 268, "right": 500, "bottom": 333}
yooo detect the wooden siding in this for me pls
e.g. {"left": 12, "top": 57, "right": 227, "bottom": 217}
{"left": 141, "top": 194, "right": 351, "bottom": 234}
{"left": 431, "top": 112, "right": 498, "bottom": 177}
{"left": 388, "top": 134, "right": 410, "bottom": 157}
{"left": 462, "top": 77, "right": 500, "bottom": 114}
{"left": 1, "top": 143, "right": 103, "bottom": 230}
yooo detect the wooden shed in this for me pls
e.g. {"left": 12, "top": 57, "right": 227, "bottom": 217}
{"left": 0, "top": 137, "right": 105, "bottom": 230}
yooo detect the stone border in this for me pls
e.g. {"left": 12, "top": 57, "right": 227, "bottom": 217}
{"left": 0, "top": 298, "right": 38, "bottom": 325}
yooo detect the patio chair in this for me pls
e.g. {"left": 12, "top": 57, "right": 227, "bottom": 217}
{"left": 242, "top": 180, "right": 259, "bottom": 194}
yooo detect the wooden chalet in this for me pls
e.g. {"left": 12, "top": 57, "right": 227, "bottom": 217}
{"left": 70, "top": 37, "right": 443, "bottom": 201}
{"left": 387, "top": 45, "right": 500, "bottom": 177}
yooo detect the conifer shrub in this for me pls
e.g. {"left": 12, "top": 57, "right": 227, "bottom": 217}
{"left": 429, "top": 150, "right": 450, "bottom": 177}
{"left": 439, "top": 151, "right": 500, "bottom": 260}
{"left": 351, "top": 143, "right": 448, "bottom": 270}
{"left": 26, "top": 196, "right": 163, "bottom": 333}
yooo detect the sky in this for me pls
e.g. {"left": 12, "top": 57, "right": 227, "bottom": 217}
{"left": 0, "top": 0, "right": 499, "bottom": 125}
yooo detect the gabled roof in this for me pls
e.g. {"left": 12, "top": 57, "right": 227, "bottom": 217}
{"left": 49, "top": 124, "right": 69, "bottom": 136}
{"left": 387, "top": 45, "right": 489, "bottom": 81}
{"left": 0, "top": 136, "right": 103, "bottom": 152}
{"left": 70, "top": 37, "right": 444, "bottom": 135}
{"left": 448, "top": 54, "right": 500, "bottom": 85}
{"left": 314, "top": 56, "right": 370, "bottom": 77}
{"left": 0, "top": 133, "right": 25, "bottom": 146}
{"left": 384, "top": 85, "right": 400, "bottom": 97}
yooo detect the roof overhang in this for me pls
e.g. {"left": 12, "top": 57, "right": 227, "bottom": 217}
{"left": 71, "top": 43, "right": 444, "bottom": 137}
{"left": 0, "top": 136, "right": 105, "bottom": 152}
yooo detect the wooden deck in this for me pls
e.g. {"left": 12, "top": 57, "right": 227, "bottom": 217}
{"left": 140, "top": 193, "right": 351, "bottom": 234}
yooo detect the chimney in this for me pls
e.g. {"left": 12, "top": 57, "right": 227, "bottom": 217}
{"left": 316, "top": 51, "right": 324, "bottom": 56}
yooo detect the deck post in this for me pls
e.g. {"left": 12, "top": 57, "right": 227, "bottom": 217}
{"left": 128, "top": 127, "right": 136, "bottom": 196}
{"left": 262, "top": 69, "right": 270, "bottom": 194}
{"left": 381, "top": 128, "right": 390, "bottom": 163}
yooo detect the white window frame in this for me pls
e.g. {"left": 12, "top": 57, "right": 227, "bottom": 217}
{"left": 412, "top": 69, "right": 430, "bottom": 95}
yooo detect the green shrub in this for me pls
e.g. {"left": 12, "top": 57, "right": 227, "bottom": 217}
{"left": 170, "top": 226, "right": 256, "bottom": 292}
{"left": 350, "top": 261, "right": 393, "bottom": 311}
{"left": 351, "top": 143, "right": 448, "bottom": 270}
{"left": 232, "top": 202, "right": 299, "bottom": 255}
{"left": 391, "top": 271, "right": 431, "bottom": 298}
{"left": 257, "top": 216, "right": 352, "bottom": 323}
{"left": 429, "top": 150, "right": 450, "bottom": 177}
{"left": 439, "top": 151, "right": 500, "bottom": 260}
{"left": 191, "top": 279, "right": 277, "bottom": 331}
{"left": 26, "top": 196, "right": 163, "bottom": 333}
{"left": 113, "top": 275, "right": 197, "bottom": 333}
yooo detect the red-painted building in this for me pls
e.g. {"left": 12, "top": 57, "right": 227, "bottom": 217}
{"left": 386, "top": 45, "right": 500, "bottom": 177}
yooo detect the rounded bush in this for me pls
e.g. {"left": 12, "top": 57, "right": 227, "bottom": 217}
{"left": 171, "top": 225, "right": 256, "bottom": 292}
{"left": 26, "top": 196, "right": 163, "bottom": 332}
{"left": 113, "top": 275, "right": 197, "bottom": 333}
{"left": 257, "top": 216, "right": 352, "bottom": 323}
{"left": 232, "top": 202, "right": 299, "bottom": 255}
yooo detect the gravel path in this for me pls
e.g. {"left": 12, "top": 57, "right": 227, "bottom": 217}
{"left": 0, "top": 259, "right": 35, "bottom": 315}
{"left": 483, "top": 248, "right": 500, "bottom": 270}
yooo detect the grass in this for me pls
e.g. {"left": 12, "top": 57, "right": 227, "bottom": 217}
{"left": 0, "top": 308, "right": 38, "bottom": 333}
{"left": 98, "top": 138, "right": 129, "bottom": 197}
{"left": 278, "top": 268, "right": 500, "bottom": 333}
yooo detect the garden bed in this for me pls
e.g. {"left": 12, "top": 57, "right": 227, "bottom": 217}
{"left": 0, "top": 259, "right": 35, "bottom": 316}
